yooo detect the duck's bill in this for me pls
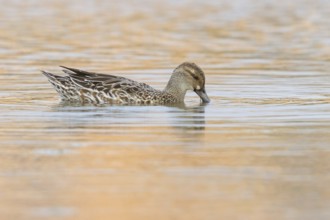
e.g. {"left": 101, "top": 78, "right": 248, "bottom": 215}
{"left": 195, "top": 88, "right": 210, "bottom": 103}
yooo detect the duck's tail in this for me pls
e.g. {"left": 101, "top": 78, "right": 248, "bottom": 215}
{"left": 41, "top": 70, "right": 80, "bottom": 101}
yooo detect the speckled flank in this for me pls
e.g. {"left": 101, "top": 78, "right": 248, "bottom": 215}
{"left": 42, "top": 62, "right": 209, "bottom": 104}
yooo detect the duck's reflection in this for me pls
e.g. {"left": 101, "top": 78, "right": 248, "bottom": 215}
{"left": 163, "top": 103, "right": 207, "bottom": 144}
{"left": 167, "top": 103, "right": 206, "bottom": 130}
{"left": 50, "top": 102, "right": 207, "bottom": 143}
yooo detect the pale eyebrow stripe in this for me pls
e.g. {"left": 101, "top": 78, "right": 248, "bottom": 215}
{"left": 184, "top": 67, "right": 199, "bottom": 80}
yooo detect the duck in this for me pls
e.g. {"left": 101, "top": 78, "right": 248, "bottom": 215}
{"left": 42, "top": 62, "right": 210, "bottom": 105}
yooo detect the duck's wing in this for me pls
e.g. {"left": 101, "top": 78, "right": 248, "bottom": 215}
{"left": 60, "top": 66, "right": 155, "bottom": 92}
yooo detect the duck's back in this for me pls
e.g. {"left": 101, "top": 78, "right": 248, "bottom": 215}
{"left": 42, "top": 66, "right": 177, "bottom": 104}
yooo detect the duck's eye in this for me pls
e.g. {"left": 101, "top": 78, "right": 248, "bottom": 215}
{"left": 192, "top": 75, "right": 199, "bottom": 80}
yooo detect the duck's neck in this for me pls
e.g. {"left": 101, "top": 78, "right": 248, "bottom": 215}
{"left": 164, "top": 72, "right": 188, "bottom": 102}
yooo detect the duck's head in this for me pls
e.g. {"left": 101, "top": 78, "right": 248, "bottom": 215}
{"left": 174, "top": 62, "right": 210, "bottom": 103}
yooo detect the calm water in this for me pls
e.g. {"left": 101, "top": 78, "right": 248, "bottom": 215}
{"left": 1, "top": 0, "right": 330, "bottom": 219}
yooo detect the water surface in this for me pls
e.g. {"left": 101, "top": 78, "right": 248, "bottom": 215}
{"left": 0, "top": 0, "right": 330, "bottom": 219}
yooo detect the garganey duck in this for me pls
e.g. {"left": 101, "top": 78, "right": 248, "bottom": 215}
{"left": 42, "top": 62, "right": 210, "bottom": 104}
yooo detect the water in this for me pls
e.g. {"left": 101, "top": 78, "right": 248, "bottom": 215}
{"left": 1, "top": 0, "right": 330, "bottom": 219}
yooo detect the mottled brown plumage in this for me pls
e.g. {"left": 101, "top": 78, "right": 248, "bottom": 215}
{"left": 42, "top": 62, "right": 210, "bottom": 104}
